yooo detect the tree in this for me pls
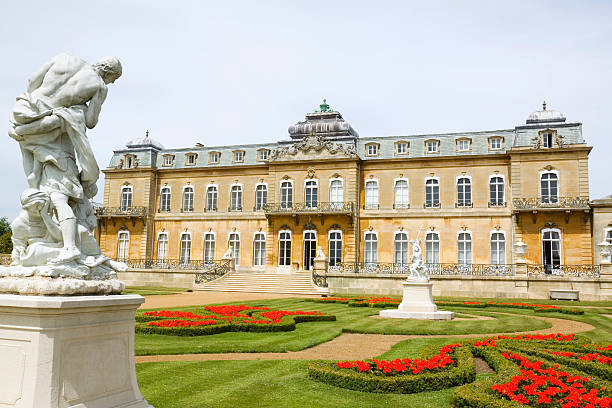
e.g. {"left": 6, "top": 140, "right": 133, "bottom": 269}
{"left": 0, "top": 217, "right": 12, "bottom": 254}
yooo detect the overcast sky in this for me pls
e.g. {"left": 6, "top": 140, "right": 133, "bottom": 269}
{"left": 1, "top": 0, "right": 610, "bottom": 219}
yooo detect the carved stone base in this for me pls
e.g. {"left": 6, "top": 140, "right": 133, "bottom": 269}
{"left": 379, "top": 280, "right": 455, "bottom": 320}
{"left": 0, "top": 277, "right": 124, "bottom": 296}
{"left": 0, "top": 294, "right": 152, "bottom": 407}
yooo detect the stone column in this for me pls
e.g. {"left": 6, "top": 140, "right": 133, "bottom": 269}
{"left": 514, "top": 241, "right": 528, "bottom": 275}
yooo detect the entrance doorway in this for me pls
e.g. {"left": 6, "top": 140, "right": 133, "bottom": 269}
{"left": 303, "top": 231, "right": 316, "bottom": 271}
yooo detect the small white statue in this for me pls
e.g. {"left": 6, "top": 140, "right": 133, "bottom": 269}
{"left": 408, "top": 239, "right": 428, "bottom": 281}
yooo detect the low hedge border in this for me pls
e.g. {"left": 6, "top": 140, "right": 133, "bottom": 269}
{"left": 308, "top": 345, "right": 475, "bottom": 394}
{"left": 438, "top": 301, "right": 584, "bottom": 315}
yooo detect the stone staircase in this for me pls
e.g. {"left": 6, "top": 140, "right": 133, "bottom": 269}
{"left": 194, "top": 270, "right": 329, "bottom": 295}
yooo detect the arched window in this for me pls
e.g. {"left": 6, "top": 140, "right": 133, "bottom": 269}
{"left": 490, "top": 232, "right": 506, "bottom": 265}
{"left": 179, "top": 233, "right": 191, "bottom": 265}
{"left": 229, "top": 233, "right": 240, "bottom": 266}
{"left": 255, "top": 184, "right": 267, "bottom": 210}
{"left": 206, "top": 185, "right": 218, "bottom": 211}
{"left": 230, "top": 185, "right": 242, "bottom": 211}
{"left": 157, "top": 233, "right": 168, "bottom": 262}
{"left": 204, "top": 233, "right": 215, "bottom": 264}
{"left": 305, "top": 180, "right": 318, "bottom": 208}
{"left": 253, "top": 233, "right": 266, "bottom": 266}
{"left": 364, "top": 180, "right": 379, "bottom": 209}
{"left": 117, "top": 231, "right": 129, "bottom": 261}
{"left": 425, "top": 232, "right": 440, "bottom": 264}
{"left": 328, "top": 230, "right": 342, "bottom": 267}
{"left": 280, "top": 181, "right": 293, "bottom": 209}
{"left": 457, "top": 232, "right": 472, "bottom": 265}
{"left": 425, "top": 178, "right": 440, "bottom": 208}
{"left": 542, "top": 229, "right": 561, "bottom": 273}
{"left": 330, "top": 179, "right": 343, "bottom": 208}
{"left": 364, "top": 232, "right": 378, "bottom": 266}
{"left": 278, "top": 230, "right": 291, "bottom": 266}
{"left": 541, "top": 172, "right": 559, "bottom": 204}
{"left": 489, "top": 176, "right": 504, "bottom": 206}
{"left": 394, "top": 232, "right": 409, "bottom": 265}
{"left": 160, "top": 187, "right": 171, "bottom": 212}
{"left": 120, "top": 186, "right": 132, "bottom": 211}
{"left": 394, "top": 179, "right": 409, "bottom": 209}
{"left": 456, "top": 177, "right": 472, "bottom": 207}
{"left": 182, "top": 186, "right": 194, "bottom": 212}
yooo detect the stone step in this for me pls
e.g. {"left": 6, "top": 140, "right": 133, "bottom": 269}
{"left": 195, "top": 271, "right": 329, "bottom": 295}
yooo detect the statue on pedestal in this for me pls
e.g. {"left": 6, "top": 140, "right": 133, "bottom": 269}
{"left": 0, "top": 53, "right": 126, "bottom": 295}
{"left": 408, "top": 239, "right": 428, "bottom": 281}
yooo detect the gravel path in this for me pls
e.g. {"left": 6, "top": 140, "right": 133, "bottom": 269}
{"left": 135, "top": 313, "right": 594, "bottom": 363}
{"left": 140, "top": 291, "right": 316, "bottom": 310}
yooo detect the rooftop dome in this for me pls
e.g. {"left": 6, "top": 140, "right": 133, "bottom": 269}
{"left": 288, "top": 99, "right": 358, "bottom": 139}
{"left": 526, "top": 102, "right": 566, "bottom": 124}
{"left": 126, "top": 130, "right": 164, "bottom": 150}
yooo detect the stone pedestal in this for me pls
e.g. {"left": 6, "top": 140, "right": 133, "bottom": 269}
{"left": 0, "top": 294, "right": 152, "bottom": 408}
{"left": 379, "top": 280, "right": 454, "bottom": 320}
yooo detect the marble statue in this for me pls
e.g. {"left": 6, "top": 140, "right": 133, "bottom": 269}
{"left": 0, "top": 53, "right": 126, "bottom": 295}
{"left": 408, "top": 239, "right": 428, "bottom": 281}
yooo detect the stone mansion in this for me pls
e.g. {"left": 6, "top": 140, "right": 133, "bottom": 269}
{"left": 96, "top": 101, "right": 612, "bottom": 277}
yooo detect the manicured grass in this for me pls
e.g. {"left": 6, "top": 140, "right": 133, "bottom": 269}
{"left": 135, "top": 298, "right": 549, "bottom": 355}
{"left": 433, "top": 295, "right": 612, "bottom": 308}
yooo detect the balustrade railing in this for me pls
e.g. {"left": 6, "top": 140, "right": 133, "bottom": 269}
{"left": 312, "top": 270, "right": 328, "bottom": 287}
{"left": 94, "top": 206, "right": 148, "bottom": 217}
{"left": 114, "top": 258, "right": 233, "bottom": 283}
{"left": 328, "top": 262, "right": 514, "bottom": 276}
{"left": 527, "top": 264, "right": 600, "bottom": 278}
{"left": 263, "top": 202, "right": 353, "bottom": 214}
{"left": 512, "top": 197, "right": 590, "bottom": 210}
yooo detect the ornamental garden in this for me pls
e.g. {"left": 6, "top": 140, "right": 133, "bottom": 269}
{"left": 133, "top": 294, "right": 611, "bottom": 408}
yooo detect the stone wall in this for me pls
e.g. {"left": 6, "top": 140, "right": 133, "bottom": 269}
{"left": 117, "top": 268, "right": 197, "bottom": 289}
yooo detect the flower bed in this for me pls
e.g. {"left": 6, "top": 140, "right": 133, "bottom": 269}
{"left": 308, "top": 343, "right": 475, "bottom": 394}
{"left": 136, "top": 304, "right": 335, "bottom": 336}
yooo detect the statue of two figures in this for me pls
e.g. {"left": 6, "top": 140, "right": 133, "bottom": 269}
{"left": 0, "top": 53, "right": 126, "bottom": 294}
{"left": 408, "top": 239, "right": 428, "bottom": 282}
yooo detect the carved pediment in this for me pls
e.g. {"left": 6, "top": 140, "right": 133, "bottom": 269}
{"left": 269, "top": 134, "right": 357, "bottom": 162}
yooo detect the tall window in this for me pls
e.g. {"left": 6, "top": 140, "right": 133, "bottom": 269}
{"left": 425, "top": 232, "right": 440, "bottom": 264}
{"left": 157, "top": 233, "right": 168, "bottom": 262}
{"left": 303, "top": 231, "right": 316, "bottom": 271}
{"left": 425, "top": 178, "right": 440, "bottom": 208}
{"left": 394, "top": 232, "right": 409, "bottom": 265}
{"left": 280, "top": 181, "right": 293, "bottom": 209}
{"left": 204, "top": 233, "right": 215, "bottom": 264}
{"left": 457, "top": 232, "right": 472, "bottom": 265}
{"left": 490, "top": 232, "right": 506, "bottom": 265}
{"left": 230, "top": 185, "right": 242, "bottom": 211}
{"left": 206, "top": 185, "right": 218, "bottom": 211}
{"left": 182, "top": 186, "right": 194, "bottom": 212}
{"left": 330, "top": 179, "right": 343, "bottom": 208}
{"left": 542, "top": 229, "right": 561, "bottom": 273}
{"left": 394, "top": 179, "right": 409, "bottom": 208}
{"left": 541, "top": 172, "right": 558, "bottom": 204}
{"left": 365, "top": 180, "right": 378, "bottom": 209}
{"left": 255, "top": 184, "right": 267, "bottom": 210}
{"left": 117, "top": 231, "right": 129, "bottom": 261}
{"left": 279, "top": 231, "right": 291, "bottom": 266}
{"left": 160, "top": 187, "right": 171, "bottom": 212}
{"left": 364, "top": 232, "right": 378, "bottom": 266}
{"left": 253, "top": 233, "right": 266, "bottom": 266}
{"left": 305, "top": 180, "right": 318, "bottom": 208}
{"left": 120, "top": 186, "right": 132, "bottom": 211}
{"left": 329, "top": 231, "right": 342, "bottom": 267}
{"left": 489, "top": 176, "right": 504, "bottom": 206}
{"left": 229, "top": 233, "right": 240, "bottom": 266}
{"left": 179, "top": 233, "right": 191, "bottom": 265}
{"left": 456, "top": 177, "right": 472, "bottom": 207}
{"left": 542, "top": 132, "right": 554, "bottom": 148}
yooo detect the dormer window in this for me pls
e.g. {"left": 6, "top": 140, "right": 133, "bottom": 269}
{"left": 257, "top": 149, "right": 269, "bottom": 161}
{"left": 233, "top": 150, "right": 245, "bottom": 163}
{"left": 123, "top": 154, "right": 138, "bottom": 169}
{"left": 425, "top": 140, "right": 439, "bottom": 154}
{"left": 209, "top": 151, "right": 220, "bottom": 164}
{"left": 542, "top": 131, "right": 554, "bottom": 148}
{"left": 456, "top": 138, "right": 471, "bottom": 152}
{"left": 489, "top": 137, "right": 503, "bottom": 150}
{"left": 366, "top": 143, "right": 379, "bottom": 156}
{"left": 395, "top": 141, "right": 409, "bottom": 155}
{"left": 162, "top": 154, "right": 174, "bottom": 167}
{"left": 185, "top": 153, "right": 197, "bottom": 166}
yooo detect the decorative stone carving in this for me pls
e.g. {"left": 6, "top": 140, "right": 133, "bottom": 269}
{"left": 514, "top": 240, "right": 528, "bottom": 263}
{"left": 598, "top": 241, "right": 612, "bottom": 264}
{"left": 1, "top": 53, "right": 126, "bottom": 295}
{"left": 269, "top": 133, "right": 358, "bottom": 161}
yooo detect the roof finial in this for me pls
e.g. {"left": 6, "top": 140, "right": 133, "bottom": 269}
{"left": 542, "top": 101, "right": 547, "bottom": 111}
{"left": 319, "top": 98, "right": 331, "bottom": 112}
{"left": 145, "top": 129, "right": 149, "bottom": 138}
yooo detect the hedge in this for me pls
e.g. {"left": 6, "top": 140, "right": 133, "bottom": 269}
{"left": 308, "top": 345, "right": 475, "bottom": 394}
